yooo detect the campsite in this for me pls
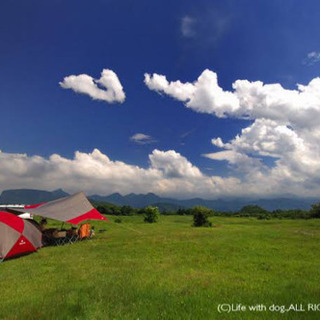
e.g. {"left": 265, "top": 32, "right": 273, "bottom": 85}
{"left": 1, "top": 211, "right": 320, "bottom": 319}
{"left": 2, "top": 1, "right": 320, "bottom": 319}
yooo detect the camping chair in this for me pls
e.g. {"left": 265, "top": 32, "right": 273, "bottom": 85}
{"left": 42, "top": 228, "right": 58, "bottom": 246}
{"left": 52, "top": 230, "right": 68, "bottom": 246}
{"left": 78, "top": 223, "right": 90, "bottom": 240}
{"left": 66, "top": 227, "right": 79, "bottom": 244}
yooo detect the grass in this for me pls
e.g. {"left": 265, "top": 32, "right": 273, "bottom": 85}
{"left": 1, "top": 215, "right": 320, "bottom": 319}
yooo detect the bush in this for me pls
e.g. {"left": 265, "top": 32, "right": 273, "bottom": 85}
{"left": 257, "top": 214, "right": 271, "bottom": 220}
{"left": 144, "top": 206, "right": 160, "bottom": 223}
{"left": 114, "top": 218, "right": 122, "bottom": 223}
{"left": 310, "top": 202, "right": 320, "bottom": 218}
{"left": 96, "top": 205, "right": 107, "bottom": 214}
{"left": 192, "top": 206, "right": 213, "bottom": 227}
{"left": 239, "top": 205, "right": 267, "bottom": 216}
{"left": 121, "top": 205, "right": 135, "bottom": 216}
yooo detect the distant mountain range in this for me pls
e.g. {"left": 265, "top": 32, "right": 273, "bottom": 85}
{"left": 0, "top": 189, "right": 69, "bottom": 205}
{"left": 0, "top": 189, "right": 318, "bottom": 211}
{"left": 90, "top": 192, "right": 319, "bottom": 211}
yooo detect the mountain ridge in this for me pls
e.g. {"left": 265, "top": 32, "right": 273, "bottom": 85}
{"left": 1, "top": 189, "right": 318, "bottom": 211}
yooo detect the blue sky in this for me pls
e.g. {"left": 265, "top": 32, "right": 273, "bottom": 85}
{"left": 1, "top": 0, "right": 320, "bottom": 198}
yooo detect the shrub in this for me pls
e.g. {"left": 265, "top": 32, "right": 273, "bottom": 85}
{"left": 310, "top": 202, "right": 320, "bottom": 218}
{"left": 257, "top": 214, "right": 271, "bottom": 220}
{"left": 96, "top": 205, "right": 107, "bottom": 214}
{"left": 192, "top": 206, "right": 213, "bottom": 227}
{"left": 144, "top": 206, "right": 160, "bottom": 223}
{"left": 239, "top": 205, "right": 267, "bottom": 216}
{"left": 114, "top": 218, "right": 122, "bottom": 223}
{"left": 121, "top": 205, "right": 135, "bottom": 216}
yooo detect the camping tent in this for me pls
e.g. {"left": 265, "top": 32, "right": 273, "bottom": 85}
{"left": 13, "top": 191, "right": 108, "bottom": 224}
{"left": 0, "top": 211, "right": 42, "bottom": 261}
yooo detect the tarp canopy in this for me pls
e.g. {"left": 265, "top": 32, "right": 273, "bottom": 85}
{"left": 14, "top": 192, "right": 108, "bottom": 224}
{"left": 0, "top": 211, "right": 42, "bottom": 260}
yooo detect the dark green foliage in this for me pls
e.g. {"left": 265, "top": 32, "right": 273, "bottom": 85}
{"left": 151, "top": 202, "right": 184, "bottom": 213}
{"left": 95, "top": 202, "right": 136, "bottom": 216}
{"left": 161, "top": 210, "right": 176, "bottom": 215}
{"left": 114, "top": 218, "right": 122, "bottom": 223}
{"left": 271, "top": 209, "right": 310, "bottom": 219}
{"left": 310, "top": 202, "right": 320, "bottom": 218}
{"left": 257, "top": 214, "right": 271, "bottom": 220}
{"left": 137, "top": 208, "right": 147, "bottom": 215}
{"left": 177, "top": 208, "right": 193, "bottom": 215}
{"left": 94, "top": 199, "right": 317, "bottom": 220}
{"left": 144, "top": 206, "right": 160, "bottom": 223}
{"left": 240, "top": 205, "right": 267, "bottom": 216}
{"left": 192, "top": 206, "right": 213, "bottom": 227}
{"left": 96, "top": 205, "right": 107, "bottom": 214}
{"left": 121, "top": 205, "right": 135, "bottom": 216}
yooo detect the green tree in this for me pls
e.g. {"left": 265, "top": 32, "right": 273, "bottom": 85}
{"left": 96, "top": 205, "right": 107, "bottom": 214}
{"left": 144, "top": 206, "right": 160, "bottom": 223}
{"left": 192, "top": 206, "right": 213, "bottom": 227}
{"left": 310, "top": 202, "right": 320, "bottom": 218}
{"left": 121, "top": 205, "right": 134, "bottom": 216}
{"left": 239, "top": 205, "right": 267, "bottom": 216}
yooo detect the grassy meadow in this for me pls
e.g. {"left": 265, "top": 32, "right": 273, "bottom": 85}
{"left": 1, "top": 215, "right": 320, "bottom": 320}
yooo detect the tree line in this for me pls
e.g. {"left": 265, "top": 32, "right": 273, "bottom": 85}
{"left": 95, "top": 202, "right": 320, "bottom": 220}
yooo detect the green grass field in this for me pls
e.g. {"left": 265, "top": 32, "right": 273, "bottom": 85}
{"left": 1, "top": 216, "right": 320, "bottom": 320}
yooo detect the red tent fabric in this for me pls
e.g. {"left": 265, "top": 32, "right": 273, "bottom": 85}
{"left": 0, "top": 212, "right": 42, "bottom": 261}
{"left": 14, "top": 192, "right": 108, "bottom": 224}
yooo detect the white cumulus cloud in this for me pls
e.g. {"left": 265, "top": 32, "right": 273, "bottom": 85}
{"left": 0, "top": 149, "right": 245, "bottom": 199}
{"left": 144, "top": 69, "right": 320, "bottom": 127}
{"left": 150, "top": 149, "right": 202, "bottom": 178}
{"left": 1, "top": 146, "right": 320, "bottom": 198}
{"left": 60, "top": 69, "right": 125, "bottom": 103}
{"left": 145, "top": 69, "right": 320, "bottom": 197}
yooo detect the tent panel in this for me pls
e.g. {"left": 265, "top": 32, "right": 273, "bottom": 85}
{"left": 24, "top": 192, "right": 95, "bottom": 222}
{"left": 0, "top": 222, "right": 21, "bottom": 259}
{"left": 5, "top": 235, "right": 36, "bottom": 259}
{"left": 14, "top": 192, "right": 108, "bottom": 224}
{"left": 67, "top": 208, "right": 108, "bottom": 224}
{"left": 0, "top": 211, "right": 24, "bottom": 233}
{"left": 22, "top": 220, "right": 42, "bottom": 249}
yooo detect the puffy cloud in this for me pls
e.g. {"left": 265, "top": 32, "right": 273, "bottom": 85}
{"left": 203, "top": 150, "right": 265, "bottom": 174}
{"left": 144, "top": 69, "right": 320, "bottom": 128}
{"left": 1, "top": 146, "right": 320, "bottom": 198}
{"left": 212, "top": 119, "right": 306, "bottom": 158}
{"left": 144, "top": 73, "right": 195, "bottom": 101}
{"left": 145, "top": 69, "right": 320, "bottom": 196}
{"left": 0, "top": 149, "right": 246, "bottom": 199}
{"left": 60, "top": 69, "right": 125, "bottom": 103}
{"left": 144, "top": 70, "right": 239, "bottom": 116}
{"left": 0, "top": 149, "right": 157, "bottom": 195}
{"left": 149, "top": 149, "right": 202, "bottom": 178}
{"left": 130, "top": 133, "right": 156, "bottom": 145}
